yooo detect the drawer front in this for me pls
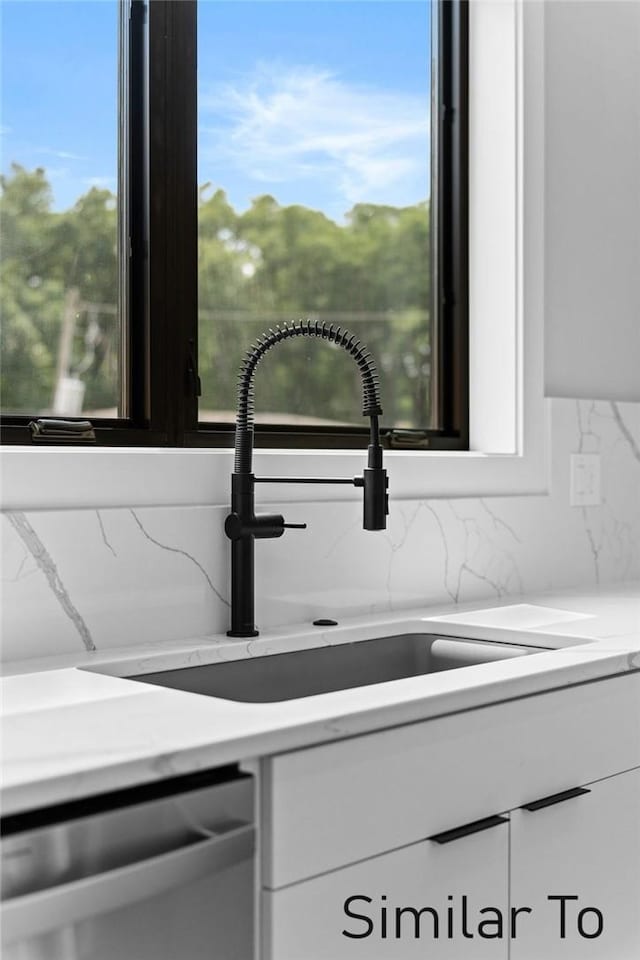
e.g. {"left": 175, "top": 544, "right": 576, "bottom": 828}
{"left": 261, "top": 673, "right": 640, "bottom": 888}
{"left": 262, "top": 816, "right": 509, "bottom": 960}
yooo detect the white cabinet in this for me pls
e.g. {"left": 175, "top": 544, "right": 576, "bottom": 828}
{"left": 510, "top": 767, "right": 640, "bottom": 960}
{"left": 261, "top": 674, "right": 640, "bottom": 888}
{"left": 262, "top": 816, "right": 509, "bottom": 960}
{"left": 259, "top": 675, "right": 640, "bottom": 959}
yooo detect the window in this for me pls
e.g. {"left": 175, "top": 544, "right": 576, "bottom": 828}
{"left": 0, "top": 0, "right": 157, "bottom": 444}
{"left": 0, "top": 0, "right": 468, "bottom": 450}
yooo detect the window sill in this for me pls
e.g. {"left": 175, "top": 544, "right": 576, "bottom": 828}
{"left": 0, "top": 425, "right": 549, "bottom": 511}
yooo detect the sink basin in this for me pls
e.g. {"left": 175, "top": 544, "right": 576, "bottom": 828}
{"left": 133, "top": 633, "right": 544, "bottom": 703}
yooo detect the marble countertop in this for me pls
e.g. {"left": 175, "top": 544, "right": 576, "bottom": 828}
{"left": 2, "top": 582, "right": 639, "bottom": 816}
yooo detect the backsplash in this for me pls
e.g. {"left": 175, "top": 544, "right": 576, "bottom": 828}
{"left": 2, "top": 398, "right": 639, "bottom": 663}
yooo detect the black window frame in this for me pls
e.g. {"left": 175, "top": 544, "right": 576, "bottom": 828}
{"left": 1, "top": 0, "right": 468, "bottom": 451}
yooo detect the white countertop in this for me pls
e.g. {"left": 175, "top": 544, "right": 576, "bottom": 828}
{"left": 2, "top": 582, "right": 639, "bottom": 816}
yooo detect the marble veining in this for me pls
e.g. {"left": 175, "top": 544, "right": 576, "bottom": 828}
{"left": 610, "top": 401, "right": 640, "bottom": 463}
{"left": 1, "top": 398, "right": 638, "bottom": 662}
{"left": 96, "top": 510, "right": 117, "bottom": 558}
{"left": 575, "top": 401, "right": 640, "bottom": 585}
{"left": 5, "top": 512, "right": 96, "bottom": 652}
{"left": 446, "top": 500, "right": 524, "bottom": 599}
{"left": 128, "top": 508, "right": 229, "bottom": 608}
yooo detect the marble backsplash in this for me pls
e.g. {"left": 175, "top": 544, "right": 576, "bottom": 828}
{"left": 2, "top": 398, "right": 639, "bottom": 663}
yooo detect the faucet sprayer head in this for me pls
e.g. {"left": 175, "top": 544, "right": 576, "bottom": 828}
{"left": 363, "top": 429, "right": 389, "bottom": 530}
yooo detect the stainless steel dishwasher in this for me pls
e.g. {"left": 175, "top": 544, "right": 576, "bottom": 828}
{"left": 1, "top": 766, "right": 254, "bottom": 960}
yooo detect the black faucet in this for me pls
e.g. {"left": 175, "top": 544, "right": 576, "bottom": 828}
{"left": 224, "top": 320, "right": 389, "bottom": 637}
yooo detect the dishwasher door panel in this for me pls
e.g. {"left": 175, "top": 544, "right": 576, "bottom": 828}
{"left": 3, "top": 855, "right": 252, "bottom": 960}
{"left": 1, "top": 771, "right": 255, "bottom": 960}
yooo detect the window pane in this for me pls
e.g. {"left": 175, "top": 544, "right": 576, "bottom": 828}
{"left": 0, "top": 1, "right": 121, "bottom": 418}
{"left": 197, "top": 0, "right": 432, "bottom": 430}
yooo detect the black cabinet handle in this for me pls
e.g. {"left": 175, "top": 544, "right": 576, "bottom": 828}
{"left": 429, "top": 814, "right": 509, "bottom": 845}
{"left": 521, "top": 786, "right": 590, "bottom": 812}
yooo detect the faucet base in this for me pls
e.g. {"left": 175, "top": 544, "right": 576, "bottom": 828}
{"left": 227, "top": 629, "right": 260, "bottom": 638}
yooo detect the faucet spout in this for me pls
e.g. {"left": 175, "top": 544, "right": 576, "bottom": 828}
{"left": 225, "top": 320, "right": 389, "bottom": 638}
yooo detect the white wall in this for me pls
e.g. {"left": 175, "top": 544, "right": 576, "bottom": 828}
{"left": 544, "top": 0, "right": 640, "bottom": 400}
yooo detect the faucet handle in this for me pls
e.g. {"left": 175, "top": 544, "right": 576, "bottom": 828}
{"left": 283, "top": 522, "right": 307, "bottom": 530}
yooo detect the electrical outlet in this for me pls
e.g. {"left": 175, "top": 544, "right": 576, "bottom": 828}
{"left": 570, "top": 453, "right": 601, "bottom": 507}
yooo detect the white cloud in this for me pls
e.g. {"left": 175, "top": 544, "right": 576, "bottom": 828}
{"left": 38, "top": 148, "right": 88, "bottom": 162}
{"left": 200, "top": 64, "right": 429, "bottom": 212}
{"left": 45, "top": 166, "right": 71, "bottom": 182}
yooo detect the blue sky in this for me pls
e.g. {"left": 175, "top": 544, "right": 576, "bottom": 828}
{"left": 1, "top": 1, "right": 120, "bottom": 207}
{"left": 1, "top": 0, "right": 430, "bottom": 220}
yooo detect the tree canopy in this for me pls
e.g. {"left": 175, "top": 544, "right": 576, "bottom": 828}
{"left": 1, "top": 165, "right": 432, "bottom": 428}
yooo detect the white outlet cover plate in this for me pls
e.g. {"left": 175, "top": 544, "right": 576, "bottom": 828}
{"left": 570, "top": 453, "right": 602, "bottom": 507}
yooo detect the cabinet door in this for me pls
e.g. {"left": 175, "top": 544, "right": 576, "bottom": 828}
{"left": 510, "top": 767, "right": 640, "bottom": 960}
{"left": 262, "top": 816, "right": 509, "bottom": 960}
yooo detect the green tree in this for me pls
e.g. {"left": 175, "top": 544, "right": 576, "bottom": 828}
{"left": 198, "top": 194, "right": 432, "bottom": 426}
{"left": 0, "top": 164, "right": 118, "bottom": 413}
{"left": 1, "top": 165, "right": 432, "bottom": 428}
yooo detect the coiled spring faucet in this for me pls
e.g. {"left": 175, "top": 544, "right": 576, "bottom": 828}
{"left": 225, "top": 320, "right": 389, "bottom": 637}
